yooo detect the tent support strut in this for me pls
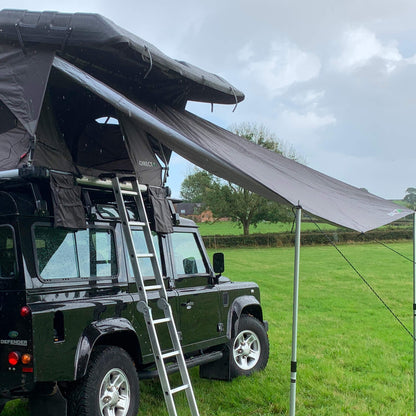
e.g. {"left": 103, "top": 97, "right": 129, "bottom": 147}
{"left": 289, "top": 206, "right": 302, "bottom": 416}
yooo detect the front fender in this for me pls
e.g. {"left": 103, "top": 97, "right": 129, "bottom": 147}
{"left": 74, "top": 317, "right": 137, "bottom": 380}
{"left": 227, "top": 295, "right": 263, "bottom": 338}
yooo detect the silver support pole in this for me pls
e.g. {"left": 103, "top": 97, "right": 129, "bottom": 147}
{"left": 413, "top": 213, "right": 416, "bottom": 413}
{"left": 290, "top": 206, "right": 302, "bottom": 416}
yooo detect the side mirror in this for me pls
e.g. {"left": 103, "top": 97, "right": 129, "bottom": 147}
{"left": 213, "top": 252, "right": 225, "bottom": 275}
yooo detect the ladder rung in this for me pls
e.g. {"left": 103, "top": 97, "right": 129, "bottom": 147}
{"left": 153, "top": 317, "right": 171, "bottom": 325}
{"left": 170, "top": 384, "right": 189, "bottom": 395}
{"left": 144, "top": 284, "right": 162, "bottom": 291}
{"left": 121, "top": 189, "right": 139, "bottom": 196}
{"left": 129, "top": 221, "right": 146, "bottom": 227}
{"left": 162, "top": 350, "right": 180, "bottom": 360}
{"left": 136, "top": 253, "right": 155, "bottom": 258}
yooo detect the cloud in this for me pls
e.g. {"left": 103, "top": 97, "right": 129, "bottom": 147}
{"left": 291, "top": 89, "right": 326, "bottom": 107}
{"left": 239, "top": 41, "right": 321, "bottom": 96}
{"left": 280, "top": 109, "right": 336, "bottom": 130}
{"left": 332, "top": 26, "right": 415, "bottom": 74}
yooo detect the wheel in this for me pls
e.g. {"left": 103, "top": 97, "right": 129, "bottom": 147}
{"left": 230, "top": 314, "right": 269, "bottom": 377}
{"left": 68, "top": 346, "right": 139, "bottom": 416}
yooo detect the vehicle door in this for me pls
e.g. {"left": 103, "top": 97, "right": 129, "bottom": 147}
{"left": 168, "top": 229, "right": 222, "bottom": 351}
{"left": 127, "top": 228, "right": 179, "bottom": 354}
{"left": 29, "top": 222, "right": 133, "bottom": 381}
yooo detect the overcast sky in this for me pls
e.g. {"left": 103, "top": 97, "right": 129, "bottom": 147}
{"left": 6, "top": 0, "right": 416, "bottom": 199}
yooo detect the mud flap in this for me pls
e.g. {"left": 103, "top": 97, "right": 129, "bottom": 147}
{"left": 199, "top": 346, "right": 232, "bottom": 381}
{"left": 29, "top": 384, "right": 67, "bottom": 416}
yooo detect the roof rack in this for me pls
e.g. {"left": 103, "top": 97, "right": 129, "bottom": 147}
{"left": 0, "top": 166, "right": 147, "bottom": 192}
{"left": 77, "top": 175, "right": 147, "bottom": 193}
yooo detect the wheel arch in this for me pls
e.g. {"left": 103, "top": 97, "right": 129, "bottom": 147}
{"left": 227, "top": 295, "right": 264, "bottom": 338}
{"left": 74, "top": 317, "right": 141, "bottom": 380}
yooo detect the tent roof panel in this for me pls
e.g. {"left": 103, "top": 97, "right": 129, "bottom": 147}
{"left": 0, "top": 9, "right": 244, "bottom": 107}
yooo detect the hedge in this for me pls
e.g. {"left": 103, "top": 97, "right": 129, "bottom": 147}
{"left": 202, "top": 227, "right": 413, "bottom": 249}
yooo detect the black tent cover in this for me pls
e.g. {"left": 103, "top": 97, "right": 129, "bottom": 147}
{"left": 0, "top": 9, "right": 413, "bottom": 232}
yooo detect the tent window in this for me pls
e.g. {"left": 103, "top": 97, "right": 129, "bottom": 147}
{"left": 76, "top": 117, "right": 133, "bottom": 171}
{"left": 34, "top": 226, "right": 118, "bottom": 280}
{"left": 95, "top": 116, "right": 119, "bottom": 125}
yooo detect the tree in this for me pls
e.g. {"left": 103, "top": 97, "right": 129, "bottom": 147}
{"left": 180, "top": 123, "right": 301, "bottom": 235}
{"left": 180, "top": 170, "right": 214, "bottom": 203}
{"left": 404, "top": 187, "right": 416, "bottom": 209}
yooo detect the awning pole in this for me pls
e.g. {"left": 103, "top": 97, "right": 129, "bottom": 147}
{"left": 413, "top": 212, "right": 416, "bottom": 413}
{"left": 289, "top": 206, "right": 302, "bottom": 416}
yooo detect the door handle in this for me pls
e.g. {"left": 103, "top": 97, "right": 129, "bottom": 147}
{"left": 181, "top": 301, "right": 194, "bottom": 310}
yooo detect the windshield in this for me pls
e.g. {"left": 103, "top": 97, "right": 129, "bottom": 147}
{"left": 0, "top": 226, "right": 17, "bottom": 278}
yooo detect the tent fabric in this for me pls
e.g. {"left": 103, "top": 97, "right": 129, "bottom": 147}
{"left": 34, "top": 95, "right": 78, "bottom": 174}
{"left": 0, "top": 44, "right": 54, "bottom": 135}
{"left": 52, "top": 56, "right": 413, "bottom": 233}
{"left": 0, "top": 124, "right": 32, "bottom": 170}
{"left": 3, "top": 72, "right": 165, "bottom": 185}
{"left": 154, "top": 107, "right": 414, "bottom": 232}
{"left": 0, "top": 9, "right": 244, "bottom": 107}
{"left": 119, "top": 115, "right": 164, "bottom": 187}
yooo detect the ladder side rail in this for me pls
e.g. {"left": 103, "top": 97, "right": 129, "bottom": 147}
{"left": 158, "top": 298, "right": 200, "bottom": 415}
{"left": 138, "top": 301, "right": 179, "bottom": 416}
{"left": 130, "top": 180, "right": 168, "bottom": 300}
{"left": 111, "top": 177, "right": 149, "bottom": 303}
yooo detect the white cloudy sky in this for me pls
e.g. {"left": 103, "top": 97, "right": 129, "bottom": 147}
{"left": 6, "top": 0, "right": 416, "bottom": 199}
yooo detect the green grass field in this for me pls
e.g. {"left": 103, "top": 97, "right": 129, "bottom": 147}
{"left": 196, "top": 220, "right": 339, "bottom": 236}
{"left": 196, "top": 220, "right": 412, "bottom": 237}
{"left": 3, "top": 242, "right": 415, "bottom": 415}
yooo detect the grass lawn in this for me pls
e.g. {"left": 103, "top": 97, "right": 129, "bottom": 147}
{"left": 196, "top": 220, "right": 339, "bottom": 236}
{"left": 3, "top": 242, "right": 415, "bottom": 415}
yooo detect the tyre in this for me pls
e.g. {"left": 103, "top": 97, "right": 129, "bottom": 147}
{"left": 68, "top": 345, "right": 139, "bottom": 416}
{"left": 230, "top": 314, "right": 269, "bottom": 378}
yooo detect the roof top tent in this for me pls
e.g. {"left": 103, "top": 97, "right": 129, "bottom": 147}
{"left": 0, "top": 9, "right": 244, "bottom": 228}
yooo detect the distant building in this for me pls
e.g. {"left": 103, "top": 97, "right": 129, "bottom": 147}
{"left": 174, "top": 202, "right": 228, "bottom": 223}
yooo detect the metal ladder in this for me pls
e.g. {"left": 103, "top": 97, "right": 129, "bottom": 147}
{"left": 111, "top": 176, "right": 199, "bottom": 416}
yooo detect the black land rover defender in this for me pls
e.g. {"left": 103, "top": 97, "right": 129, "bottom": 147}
{"left": 0, "top": 174, "right": 269, "bottom": 415}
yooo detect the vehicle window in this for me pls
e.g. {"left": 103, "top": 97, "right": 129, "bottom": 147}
{"left": 127, "top": 230, "right": 161, "bottom": 277}
{"left": 97, "top": 204, "right": 137, "bottom": 220}
{"left": 171, "top": 232, "right": 207, "bottom": 275}
{"left": 34, "top": 227, "right": 117, "bottom": 280}
{"left": 0, "top": 226, "right": 17, "bottom": 278}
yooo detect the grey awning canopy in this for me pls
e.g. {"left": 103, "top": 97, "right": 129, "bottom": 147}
{"left": 52, "top": 56, "right": 413, "bottom": 233}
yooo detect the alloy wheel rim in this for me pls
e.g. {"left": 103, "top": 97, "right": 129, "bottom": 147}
{"left": 99, "top": 368, "right": 131, "bottom": 416}
{"left": 232, "top": 329, "right": 261, "bottom": 370}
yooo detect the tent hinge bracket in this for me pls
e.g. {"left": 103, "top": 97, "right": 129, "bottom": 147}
{"left": 60, "top": 26, "right": 73, "bottom": 53}
{"left": 143, "top": 46, "right": 153, "bottom": 79}
{"left": 14, "top": 22, "right": 27, "bottom": 55}
{"left": 230, "top": 86, "right": 238, "bottom": 112}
